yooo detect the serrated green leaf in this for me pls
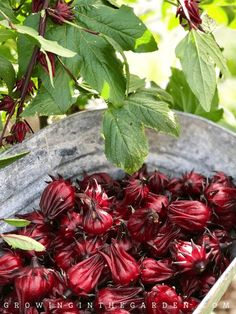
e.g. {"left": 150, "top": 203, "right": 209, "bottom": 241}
{"left": 0, "top": 55, "right": 15, "bottom": 91}
{"left": 128, "top": 74, "right": 146, "bottom": 93}
{"left": 176, "top": 30, "right": 217, "bottom": 111}
{"left": 166, "top": 67, "right": 223, "bottom": 122}
{"left": 46, "top": 24, "right": 126, "bottom": 104}
{"left": 103, "top": 107, "right": 148, "bottom": 174}
{"left": 0, "top": 19, "right": 76, "bottom": 58}
{"left": 0, "top": 151, "right": 29, "bottom": 169}
{"left": 2, "top": 218, "right": 31, "bottom": 227}
{"left": 1, "top": 234, "right": 45, "bottom": 252}
{"left": 125, "top": 89, "right": 179, "bottom": 136}
{"left": 22, "top": 85, "right": 72, "bottom": 117}
{"left": 74, "top": 4, "right": 157, "bottom": 52}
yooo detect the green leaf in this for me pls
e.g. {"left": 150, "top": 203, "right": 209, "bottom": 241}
{"left": 176, "top": 30, "right": 227, "bottom": 111}
{"left": 22, "top": 85, "right": 73, "bottom": 116}
{"left": 0, "top": 2, "right": 17, "bottom": 22}
{"left": 0, "top": 151, "right": 29, "bottom": 169}
{"left": 103, "top": 88, "right": 179, "bottom": 174}
{"left": 0, "top": 19, "right": 76, "bottom": 58}
{"left": 2, "top": 218, "right": 31, "bottom": 227}
{"left": 125, "top": 89, "right": 179, "bottom": 136}
{"left": 0, "top": 29, "right": 16, "bottom": 42}
{"left": 46, "top": 24, "right": 126, "bottom": 104}
{"left": 1, "top": 234, "right": 45, "bottom": 252}
{"left": 128, "top": 74, "right": 146, "bottom": 93}
{"left": 74, "top": 4, "right": 157, "bottom": 52}
{"left": 166, "top": 67, "right": 223, "bottom": 122}
{"left": 0, "top": 55, "right": 15, "bottom": 91}
{"left": 103, "top": 107, "right": 148, "bottom": 174}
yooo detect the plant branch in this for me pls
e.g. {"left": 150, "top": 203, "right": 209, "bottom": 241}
{"left": 0, "top": 1, "right": 51, "bottom": 146}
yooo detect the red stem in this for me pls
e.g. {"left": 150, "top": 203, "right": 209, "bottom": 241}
{"left": 0, "top": 0, "right": 50, "bottom": 146}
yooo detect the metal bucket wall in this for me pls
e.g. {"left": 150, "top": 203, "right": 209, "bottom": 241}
{"left": 1, "top": 110, "right": 236, "bottom": 313}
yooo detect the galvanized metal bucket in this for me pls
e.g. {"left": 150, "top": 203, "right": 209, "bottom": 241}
{"left": 1, "top": 110, "right": 236, "bottom": 313}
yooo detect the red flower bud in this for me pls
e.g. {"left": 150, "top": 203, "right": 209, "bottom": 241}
{"left": 148, "top": 221, "right": 181, "bottom": 257}
{"left": 143, "top": 193, "right": 169, "bottom": 219}
{"left": 205, "top": 182, "right": 236, "bottom": 209}
{"left": 214, "top": 206, "right": 236, "bottom": 231}
{"left": 180, "top": 276, "right": 200, "bottom": 297}
{"left": 79, "top": 172, "right": 114, "bottom": 191}
{"left": 181, "top": 297, "right": 200, "bottom": 314}
{"left": 32, "top": 0, "right": 44, "bottom": 12}
{"left": 182, "top": 171, "right": 206, "bottom": 196}
{"left": 59, "top": 211, "right": 82, "bottom": 239}
{"left": 176, "top": 0, "right": 202, "bottom": 30}
{"left": 148, "top": 171, "right": 169, "bottom": 194}
{"left": 140, "top": 258, "right": 175, "bottom": 284}
{"left": 168, "top": 200, "right": 211, "bottom": 232}
{"left": 11, "top": 120, "right": 32, "bottom": 143}
{"left": 101, "top": 241, "right": 140, "bottom": 285}
{"left": 48, "top": 0, "right": 74, "bottom": 25}
{"left": 75, "top": 236, "right": 103, "bottom": 259}
{"left": 199, "top": 273, "right": 216, "bottom": 297}
{"left": 37, "top": 51, "right": 56, "bottom": 77}
{"left": 54, "top": 244, "right": 77, "bottom": 270}
{"left": 145, "top": 284, "right": 182, "bottom": 314}
{"left": 39, "top": 177, "right": 75, "bottom": 220}
{"left": 67, "top": 253, "right": 104, "bottom": 296}
{"left": 82, "top": 200, "right": 113, "bottom": 235}
{"left": 167, "top": 178, "right": 184, "bottom": 198}
{"left": 127, "top": 207, "right": 161, "bottom": 243}
{"left": 171, "top": 240, "right": 208, "bottom": 274}
{"left": 211, "top": 171, "right": 234, "bottom": 187}
{"left": 15, "top": 78, "right": 36, "bottom": 96}
{"left": 15, "top": 264, "right": 56, "bottom": 305}
{"left": 124, "top": 179, "right": 149, "bottom": 206}
{"left": 82, "top": 179, "right": 111, "bottom": 210}
{"left": 0, "top": 95, "right": 15, "bottom": 114}
{"left": 95, "top": 287, "right": 143, "bottom": 313}
{"left": 0, "top": 251, "right": 23, "bottom": 285}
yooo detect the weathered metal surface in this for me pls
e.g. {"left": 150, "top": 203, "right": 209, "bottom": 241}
{"left": 0, "top": 110, "right": 236, "bottom": 313}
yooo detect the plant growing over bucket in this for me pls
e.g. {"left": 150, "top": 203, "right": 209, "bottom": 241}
{"left": 0, "top": 0, "right": 227, "bottom": 174}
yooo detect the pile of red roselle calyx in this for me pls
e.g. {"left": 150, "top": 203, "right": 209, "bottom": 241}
{"left": 0, "top": 165, "right": 236, "bottom": 314}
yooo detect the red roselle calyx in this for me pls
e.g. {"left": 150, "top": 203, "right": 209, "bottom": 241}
{"left": 145, "top": 284, "right": 182, "bottom": 314}
{"left": 15, "top": 262, "right": 56, "bottom": 305}
{"left": 143, "top": 193, "right": 169, "bottom": 218}
{"left": 39, "top": 177, "right": 75, "bottom": 220}
{"left": 127, "top": 207, "right": 161, "bottom": 243}
{"left": 148, "top": 221, "right": 181, "bottom": 257}
{"left": 48, "top": 0, "right": 74, "bottom": 25}
{"left": 124, "top": 178, "right": 149, "bottom": 206}
{"left": 101, "top": 241, "right": 140, "bottom": 285}
{"left": 211, "top": 171, "right": 234, "bottom": 187}
{"left": 32, "top": 0, "right": 44, "bottom": 13}
{"left": 59, "top": 211, "right": 82, "bottom": 239}
{"left": 182, "top": 171, "right": 206, "bottom": 196}
{"left": 67, "top": 252, "right": 104, "bottom": 296}
{"left": 75, "top": 236, "right": 104, "bottom": 259}
{"left": 176, "top": 0, "right": 203, "bottom": 30}
{"left": 148, "top": 170, "right": 169, "bottom": 194}
{"left": 95, "top": 287, "right": 143, "bottom": 313}
{"left": 168, "top": 200, "right": 211, "bottom": 232}
{"left": 10, "top": 120, "right": 33, "bottom": 143}
{"left": 140, "top": 258, "right": 175, "bottom": 284}
{"left": 0, "top": 95, "right": 15, "bottom": 114}
{"left": 0, "top": 251, "right": 23, "bottom": 285}
{"left": 37, "top": 51, "right": 56, "bottom": 77}
{"left": 204, "top": 183, "right": 236, "bottom": 209}
{"left": 14, "top": 78, "right": 36, "bottom": 96}
{"left": 171, "top": 240, "right": 208, "bottom": 274}
{"left": 82, "top": 204, "right": 113, "bottom": 235}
